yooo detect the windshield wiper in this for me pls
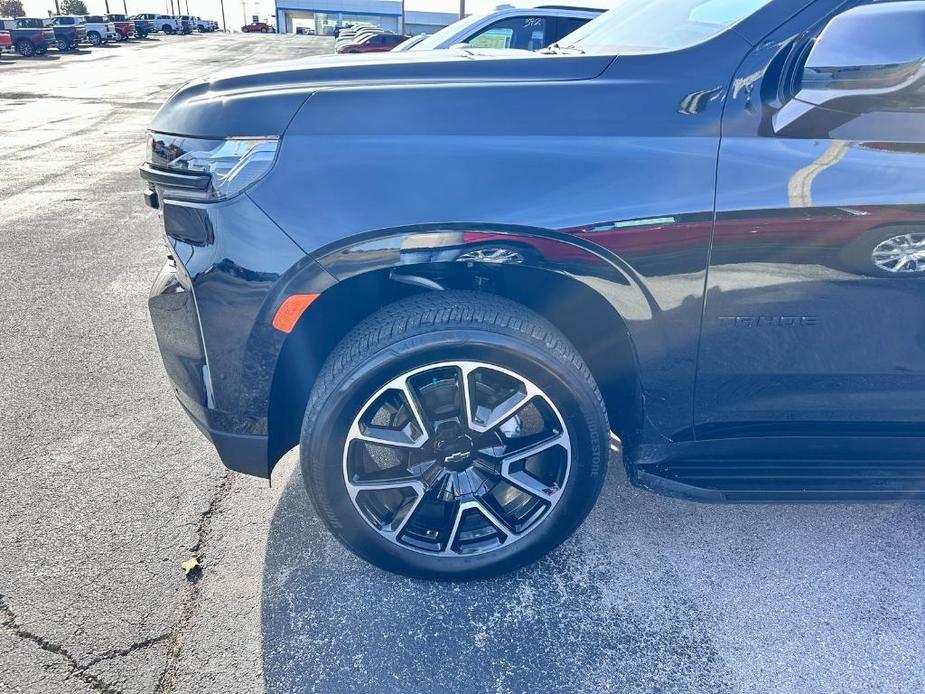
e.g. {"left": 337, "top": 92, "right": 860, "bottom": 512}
{"left": 540, "top": 42, "right": 585, "bottom": 55}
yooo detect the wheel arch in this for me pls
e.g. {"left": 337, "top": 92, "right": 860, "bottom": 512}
{"left": 265, "top": 228, "right": 648, "bottom": 474}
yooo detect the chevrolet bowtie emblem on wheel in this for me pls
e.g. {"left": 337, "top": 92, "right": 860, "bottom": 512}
{"left": 444, "top": 450, "right": 471, "bottom": 465}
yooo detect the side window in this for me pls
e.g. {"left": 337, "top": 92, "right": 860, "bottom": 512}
{"left": 553, "top": 17, "right": 591, "bottom": 44}
{"left": 467, "top": 16, "right": 548, "bottom": 50}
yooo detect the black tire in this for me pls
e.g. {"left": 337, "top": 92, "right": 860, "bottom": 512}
{"left": 15, "top": 39, "right": 34, "bottom": 57}
{"left": 35, "top": 46, "right": 47, "bottom": 55}
{"left": 261, "top": 26, "right": 268, "bottom": 32}
{"left": 300, "top": 291, "right": 609, "bottom": 580}
{"left": 56, "top": 38, "right": 68, "bottom": 51}
{"left": 87, "top": 31, "right": 101, "bottom": 46}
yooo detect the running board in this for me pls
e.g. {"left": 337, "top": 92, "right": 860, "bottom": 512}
{"left": 630, "top": 438, "right": 925, "bottom": 503}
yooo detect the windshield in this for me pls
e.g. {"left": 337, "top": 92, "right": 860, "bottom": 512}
{"left": 562, "top": 0, "right": 774, "bottom": 54}
{"left": 411, "top": 13, "right": 485, "bottom": 51}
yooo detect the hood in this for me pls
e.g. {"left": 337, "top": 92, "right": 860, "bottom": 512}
{"left": 150, "top": 49, "right": 613, "bottom": 138}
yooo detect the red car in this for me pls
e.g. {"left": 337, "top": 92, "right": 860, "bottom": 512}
{"left": 0, "top": 30, "right": 11, "bottom": 55}
{"left": 337, "top": 31, "right": 408, "bottom": 53}
{"left": 105, "top": 14, "right": 135, "bottom": 41}
{"left": 241, "top": 22, "right": 274, "bottom": 33}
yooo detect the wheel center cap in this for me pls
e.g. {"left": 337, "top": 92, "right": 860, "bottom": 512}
{"left": 437, "top": 434, "right": 475, "bottom": 471}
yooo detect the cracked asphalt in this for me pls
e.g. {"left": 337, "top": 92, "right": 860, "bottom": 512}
{"left": 2, "top": 31, "right": 925, "bottom": 694}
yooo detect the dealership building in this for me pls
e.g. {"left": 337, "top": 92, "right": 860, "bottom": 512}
{"left": 274, "top": 0, "right": 458, "bottom": 35}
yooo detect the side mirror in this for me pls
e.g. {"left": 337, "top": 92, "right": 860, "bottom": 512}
{"left": 799, "top": 2, "right": 925, "bottom": 103}
{"left": 773, "top": 2, "right": 925, "bottom": 134}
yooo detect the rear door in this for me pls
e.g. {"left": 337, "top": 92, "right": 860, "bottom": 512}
{"left": 696, "top": 0, "right": 925, "bottom": 437}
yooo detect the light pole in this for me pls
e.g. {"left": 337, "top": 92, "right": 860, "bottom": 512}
{"left": 220, "top": 0, "right": 227, "bottom": 30}
{"left": 458, "top": 0, "right": 465, "bottom": 20}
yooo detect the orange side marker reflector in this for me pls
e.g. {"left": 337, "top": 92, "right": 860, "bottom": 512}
{"left": 272, "top": 293, "right": 319, "bottom": 333}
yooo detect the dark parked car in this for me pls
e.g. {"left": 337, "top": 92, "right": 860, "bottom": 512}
{"left": 141, "top": 0, "right": 925, "bottom": 580}
{"left": 130, "top": 17, "right": 155, "bottom": 38}
{"left": 0, "top": 17, "right": 55, "bottom": 56}
{"left": 48, "top": 15, "right": 87, "bottom": 50}
{"left": 241, "top": 21, "right": 274, "bottom": 33}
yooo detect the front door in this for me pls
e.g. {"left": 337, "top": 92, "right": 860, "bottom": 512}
{"left": 695, "top": 0, "right": 925, "bottom": 438}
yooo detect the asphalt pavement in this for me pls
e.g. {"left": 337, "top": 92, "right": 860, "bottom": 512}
{"left": 1, "top": 32, "right": 924, "bottom": 694}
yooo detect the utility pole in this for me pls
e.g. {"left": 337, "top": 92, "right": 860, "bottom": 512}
{"left": 220, "top": 0, "right": 227, "bottom": 30}
{"left": 399, "top": 0, "right": 404, "bottom": 33}
{"left": 458, "top": 0, "right": 465, "bottom": 20}
{"left": 185, "top": 0, "right": 189, "bottom": 14}
{"left": 123, "top": 0, "right": 128, "bottom": 14}
{"left": 241, "top": 0, "right": 247, "bottom": 25}
{"left": 54, "top": 0, "right": 60, "bottom": 14}
{"left": 104, "top": 0, "right": 110, "bottom": 13}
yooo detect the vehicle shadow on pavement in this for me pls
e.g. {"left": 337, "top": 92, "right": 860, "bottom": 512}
{"left": 261, "top": 455, "right": 925, "bottom": 694}
{"left": 10, "top": 54, "right": 61, "bottom": 62}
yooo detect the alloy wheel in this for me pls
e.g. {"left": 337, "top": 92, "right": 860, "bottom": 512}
{"left": 872, "top": 232, "right": 925, "bottom": 274}
{"left": 342, "top": 361, "right": 571, "bottom": 557}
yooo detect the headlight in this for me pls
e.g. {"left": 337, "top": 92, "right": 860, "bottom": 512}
{"left": 145, "top": 133, "right": 279, "bottom": 202}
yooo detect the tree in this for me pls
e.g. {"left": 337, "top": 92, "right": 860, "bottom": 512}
{"left": 0, "top": 0, "right": 25, "bottom": 17}
{"left": 59, "top": 0, "right": 88, "bottom": 13}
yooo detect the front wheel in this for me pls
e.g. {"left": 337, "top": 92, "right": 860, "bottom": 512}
{"left": 300, "top": 291, "right": 610, "bottom": 580}
{"left": 87, "top": 31, "right": 101, "bottom": 46}
{"left": 15, "top": 39, "right": 34, "bottom": 56}
{"left": 57, "top": 38, "right": 68, "bottom": 51}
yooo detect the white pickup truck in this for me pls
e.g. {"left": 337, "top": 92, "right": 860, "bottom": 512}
{"left": 81, "top": 14, "right": 116, "bottom": 45}
{"left": 135, "top": 13, "right": 181, "bottom": 34}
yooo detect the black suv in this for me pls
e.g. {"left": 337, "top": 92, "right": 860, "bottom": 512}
{"left": 141, "top": 0, "right": 925, "bottom": 580}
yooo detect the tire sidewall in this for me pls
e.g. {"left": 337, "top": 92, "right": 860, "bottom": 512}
{"left": 301, "top": 327, "right": 607, "bottom": 580}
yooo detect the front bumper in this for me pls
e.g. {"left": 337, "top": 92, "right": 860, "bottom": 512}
{"left": 144, "top": 185, "right": 335, "bottom": 477}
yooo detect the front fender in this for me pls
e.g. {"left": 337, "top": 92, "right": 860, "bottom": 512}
{"left": 285, "top": 223, "right": 698, "bottom": 443}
